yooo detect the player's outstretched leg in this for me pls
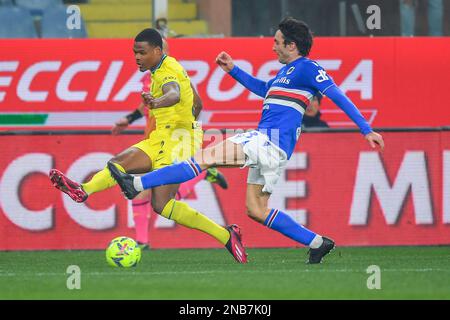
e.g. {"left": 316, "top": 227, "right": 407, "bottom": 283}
{"left": 51, "top": 147, "right": 151, "bottom": 203}
{"left": 50, "top": 162, "right": 128, "bottom": 202}
{"left": 109, "top": 139, "right": 244, "bottom": 197}
{"left": 247, "top": 184, "right": 335, "bottom": 264}
{"left": 107, "top": 158, "right": 204, "bottom": 199}
{"left": 49, "top": 169, "right": 88, "bottom": 203}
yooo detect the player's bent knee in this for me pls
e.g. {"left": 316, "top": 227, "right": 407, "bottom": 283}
{"left": 151, "top": 198, "right": 169, "bottom": 215}
{"left": 109, "top": 156, "right": 126, "bottom": 169}
{"left": 109, "top": 157, "right": 120, "bottom": 165}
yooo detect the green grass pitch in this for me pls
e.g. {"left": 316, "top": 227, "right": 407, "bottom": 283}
{"left": 0, "top": 247, "right": 449, "bottom": 299}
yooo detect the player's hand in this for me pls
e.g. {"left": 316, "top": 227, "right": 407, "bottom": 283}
{"left": 215, "top": 51, "right": 234, "bottom": 72}
{"left": 111, "top": 118, "right": 129, "bottom": 135}
{"left": 141, "top": 92, "right": 156, "bottom": 108}
{"left": 365, "top": 131, "right": 384, "bottom": 152}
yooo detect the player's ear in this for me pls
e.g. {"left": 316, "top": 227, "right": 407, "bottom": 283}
{"left": 290, "top": 42, "right": 298, "bottom": 53}
{"left": 150, "top": 45, "right": 161, "bottom": 55}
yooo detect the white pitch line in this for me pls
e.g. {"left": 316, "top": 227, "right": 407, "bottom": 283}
{"left": 1, "top": 268, "right": 449, "bottom": 278}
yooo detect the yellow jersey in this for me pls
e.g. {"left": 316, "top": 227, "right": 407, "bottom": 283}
{"left": 149, "top": 55, "right": 194, "bottom": 127}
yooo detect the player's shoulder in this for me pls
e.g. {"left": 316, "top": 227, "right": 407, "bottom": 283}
{"left": 153, "top": 56, "right": 180, "bottom": 80}
{"left": 292, "top": 57, "right": 331, "bottom": 85}
{"left": 162, "top": 55, "right": 183, "bottom": 71}
{"left": 163, "top": 55, "right": 178, "bottom": 65}
{"left": 295, "top": 57, "right": 324, "bottom": 73}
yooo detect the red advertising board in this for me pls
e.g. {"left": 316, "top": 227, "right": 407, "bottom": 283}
{"left": 1, "top": 130, "right": 449, "bottom": 250}
{"left": 1, "top": 38, "right": 450, "bottom": 129}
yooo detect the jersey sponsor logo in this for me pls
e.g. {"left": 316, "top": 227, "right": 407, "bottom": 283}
{"left": 272, "top": 76, "right": 291, "bottom": 85}
{"left": 162, "top": 76, "right": 177, "bottom": 82}
{"left": 286, "top": 66, "right": 295, "bottom": 75}
{"left": 315, "top": 70, "right": 329, "bottom": 83}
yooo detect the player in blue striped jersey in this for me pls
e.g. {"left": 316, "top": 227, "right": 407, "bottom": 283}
{"left": 108, "top": 17, "right": 385, "bottom": 264}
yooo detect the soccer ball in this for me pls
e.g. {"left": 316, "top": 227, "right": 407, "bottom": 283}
{"left": 106, "top": 236, "right": 142, "bottom": 268}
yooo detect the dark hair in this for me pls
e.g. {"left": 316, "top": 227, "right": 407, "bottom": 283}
{"left": 278, "top": 17, "right": 313, "bottom": 56}
{"left": 135, "top": 28, "right": 163, "bottom": 49}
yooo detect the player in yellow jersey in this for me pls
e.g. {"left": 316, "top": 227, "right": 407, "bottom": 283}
{"left": 112, "top": 39, "right": 229, "bottom": 250}
{"left": 49, "top": 29, "right": 247, "bottom": 263}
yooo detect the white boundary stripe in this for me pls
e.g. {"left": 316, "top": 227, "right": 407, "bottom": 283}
{"left": 264, "top": 98, "right": 305, "bottom": 115}
{"left": 0, "top": 112, "right": 146, "bottom": 127}
{"left": 1, "top": 268, "right": 449, "bottom": 277}
{"left": 0, "top": 108, "right": 378, "bottom": 128}
{"left": 47, "top": 112, "right": 146, "bottom": 126}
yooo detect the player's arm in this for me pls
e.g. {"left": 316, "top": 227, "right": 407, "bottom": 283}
{"left": 191, "top": 83, "right": 202, "bottom": 120}
{"left": 216, "top": 51, "right": 269, "bottom": 98}
{"left": 111, "top": 102, "right": 145, "bottom": 135}
{"left": 305, "top": 63, "right": 384, "bottom": 151}
{"left": 142, "top": 82, "right": 180, "bottom": 109}
{"left": 323, "top": 86, "right": 384, "bottom": 151}
{"left": 323, "top": 85, "right": 372, "bottom": 135}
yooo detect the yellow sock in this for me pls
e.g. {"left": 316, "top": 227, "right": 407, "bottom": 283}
{"left": 81, "top": 163, "right": 126, "bottom": 195}
{"left": 161, "top": 199, "right": 230, "bottom": 245}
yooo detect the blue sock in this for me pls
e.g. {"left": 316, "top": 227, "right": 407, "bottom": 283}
{"left": 140, "top": 158, "right": 203, "bottom": 190}
{"left": 264, "top": 209, "right": 317, "bottom": 246}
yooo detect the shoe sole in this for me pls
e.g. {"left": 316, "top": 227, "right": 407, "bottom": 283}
{"left": 49, "top": 169, "right": 87, "bottom": 203}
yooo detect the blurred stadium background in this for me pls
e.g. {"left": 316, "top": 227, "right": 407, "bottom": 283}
{"left": 0, "top": 0, "right": 449, "bottom": 299}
